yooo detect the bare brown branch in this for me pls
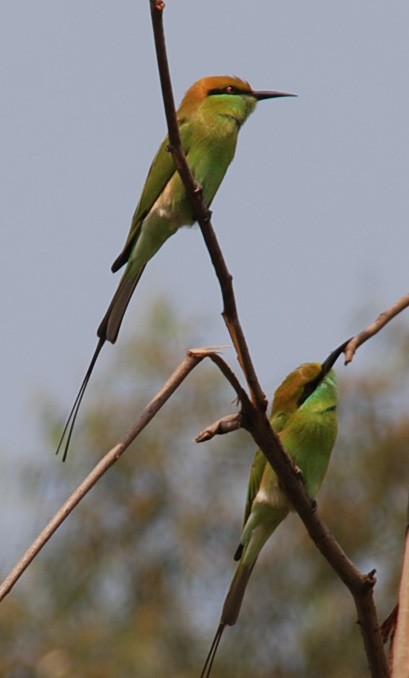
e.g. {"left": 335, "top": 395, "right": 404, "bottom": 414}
{"left": 196, "top": 413, "right": 243, "bottom": 442}
{"left": 345, "top": 294, "right": 409, "bottom": 364}
{"left": 0, "top": 348, "right": 212, "bottom": 603}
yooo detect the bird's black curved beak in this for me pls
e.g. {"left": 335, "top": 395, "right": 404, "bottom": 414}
{"left": 253, "top": 90, "right": 297, "bottom": 101}
{"left": 320, "top": 339, "right": 352, "bottom": 378}
{"left": 297, "top": 339, "right": 351, "bottom": 406}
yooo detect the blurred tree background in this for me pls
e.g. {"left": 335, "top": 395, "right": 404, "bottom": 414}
{"left": 0, "top": 300, "right": 408, "bottom": 677}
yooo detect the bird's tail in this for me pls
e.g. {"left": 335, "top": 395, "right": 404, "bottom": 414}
{"left": 201, "top": 558, "right": 256, "bottom": 677}
{"left": 97, "top": 266, "right": 145, "bottom": 344}
{"left": 201, "top": 623, "right": 225, "bottom": 678}
{"left": 55, "top": 337, "right": 105, "bottom": 461}
{"left": 55, "top": 266, "right": 144, "bottom": 461}
{"left": 221, "top": 558, "right": 256, "bottom": 627}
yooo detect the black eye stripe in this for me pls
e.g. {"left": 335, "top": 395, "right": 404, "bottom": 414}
{"left": 208, "top": 86, "right": 248, "bottom": 96}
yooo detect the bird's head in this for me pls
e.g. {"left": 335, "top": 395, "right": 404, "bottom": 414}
{"left": 271, "top": 340, "right": 350, "bottom": 431}
{"left": 178, "top": 75, "right": 295, "bottom": 124}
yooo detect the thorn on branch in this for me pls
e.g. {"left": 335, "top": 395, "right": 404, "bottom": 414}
{"left": 364, "top": 569, "right": 377, "bottom": 589}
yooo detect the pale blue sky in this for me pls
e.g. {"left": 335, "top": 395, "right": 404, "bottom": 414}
{"left": 1, "top": 0, "right": 409, "bottom": 464}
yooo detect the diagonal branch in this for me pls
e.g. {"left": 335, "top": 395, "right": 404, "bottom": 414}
{"left": 345, "top": 294, "right": 409, "bottom": 364}
{"left": 149, "top": 0, "right": 267, "bottom": 413}
{"left": 0, "top": 348, "right": 218, "bottom": 603}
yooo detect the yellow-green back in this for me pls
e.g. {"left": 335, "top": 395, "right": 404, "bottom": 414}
{"left": 112, "top": 76, "right": 259, "bottom": 271}
{"left": 243, "top": 364, "right": 338, "bottom": 526}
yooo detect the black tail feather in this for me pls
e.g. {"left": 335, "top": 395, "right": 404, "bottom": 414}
{"left": 201, "top": 623, "right": 225, "bottom": 678}
{"left": 234, "top": 542, "right": 244, "bottom": 561}
{"left": 55, "top": 338, "right": 105, "bottom": 462}
{"left": 97, "top": 267, "right": 144, "bottom": 344}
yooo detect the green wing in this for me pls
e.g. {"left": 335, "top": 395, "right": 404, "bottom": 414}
{"left": 111, "top": 117, "right": 191, "bottom": 272}
{"left": 242, "top": 406, "right": 290, "bottom": 527}
{"left": 242, "top": 447, "right": 267, "bottom": 527}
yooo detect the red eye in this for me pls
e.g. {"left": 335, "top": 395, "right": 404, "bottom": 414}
{"left": 225, "top": 86, "right": 236, "bottom": 94}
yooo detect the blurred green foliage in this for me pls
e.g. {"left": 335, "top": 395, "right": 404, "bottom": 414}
{"left": 1, "top": 300, "right": 408, "bottom": 677}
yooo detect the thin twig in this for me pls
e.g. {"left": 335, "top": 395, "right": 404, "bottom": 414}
{"left": 207, "top": 353, "right": 251, "bottom": 407}
{"left": 196, "top": 414, "right": 243, "bottom": 443}
{"left": 345, "top": 294, "right": 409, "bottom": 364}
{"left": 0, "top": 348, "right": 214, "bottom": 602}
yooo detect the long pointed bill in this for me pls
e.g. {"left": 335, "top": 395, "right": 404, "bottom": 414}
{"left": 298, "top": 338, "right": 352, "bottom": 406}
{"left": 320, "top": 338, "right": 352, "bottom": 378}
{"left": 253, "top": 90, "right": 297, "bottom": 101}
{"left": 299, "top": 339, "right": 351, "bottom": 405}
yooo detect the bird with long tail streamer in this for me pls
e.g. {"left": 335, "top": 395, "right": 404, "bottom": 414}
{"left": 201, "top": 340, "right": 348, "bottom": 677}
{"left": 56, "top": 76, "right": 295, "bottom": 460}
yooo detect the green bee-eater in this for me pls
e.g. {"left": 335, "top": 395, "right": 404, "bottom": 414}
{"left": 201, "top": 341, "right": 348, "bottom": 677}
{"left": 57, "top": 75, "right": 294, "bottom": 459}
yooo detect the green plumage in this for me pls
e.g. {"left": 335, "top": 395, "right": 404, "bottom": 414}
{"left": 57, "top": 76, "right": 293, "bottom": 460}
{"left": 202, "top": 359, "right": 340, "bottom": 677}
{"left": 99, "top": 89, "right": 253, "bottom": 343}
